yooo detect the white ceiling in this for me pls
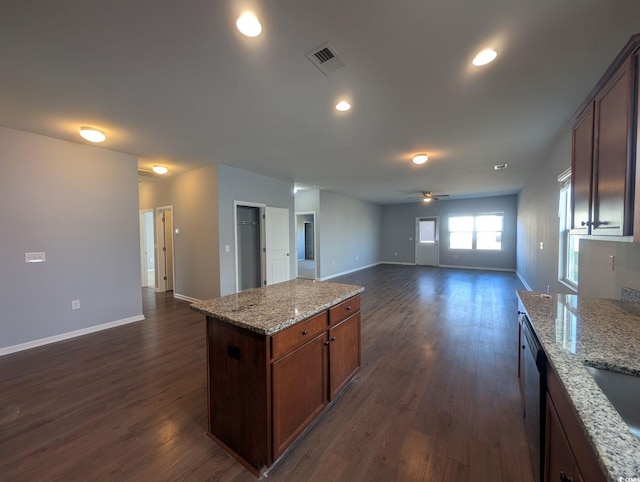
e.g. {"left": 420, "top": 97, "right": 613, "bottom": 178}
{"left": 1, "top": 1, "right": 639, "bottom": 204}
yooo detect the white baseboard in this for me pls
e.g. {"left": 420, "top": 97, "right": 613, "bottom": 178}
{"left": 380, "top": 261, "right": 416, "bottom": 266}
{"left": 516, "top": 271, "right": 533, "bottom": 291}
{"left": 174, "top": 293, "right": 201, "bottom": 303}
{"left": 0, "top": 314, "right": 145, "bottom": 357}
{"left": 319, "top": 262, "right": 380, "bottom": 281}
{"left": 438, "top": 264, "right": 516, "bottom": 273}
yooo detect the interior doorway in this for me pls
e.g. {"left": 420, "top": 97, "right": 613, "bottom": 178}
{"left": 236, "top": 205, "right": 262, "bottom": 291}
{"left": 139, "top": 210, "right": 155, "bottom": 288}
{"left": 156, "top": 206, "right": 174, "bottom": 292}
{"left": 234, "top": 202, "right": 291, "bottom": 291}
{"left": 296, "top": 212, "right": 316, "bottom": 279}
{"left": 416, "top": 217, "right": 439, "bottom": 266}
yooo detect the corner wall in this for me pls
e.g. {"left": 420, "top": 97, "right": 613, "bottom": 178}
{"left": 515, "top": 128, "right": 640, "bottom": 299}
{"left": 0, "top": 127, "right": 143, "bottom": 352}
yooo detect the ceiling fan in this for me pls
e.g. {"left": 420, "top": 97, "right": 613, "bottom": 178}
{"left": 418, "top": 191, "right": 450, "bottom": 203}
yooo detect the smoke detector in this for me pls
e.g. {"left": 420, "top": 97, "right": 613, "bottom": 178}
{"left": 305, "top": 43, "right": 347, "bottom": 76}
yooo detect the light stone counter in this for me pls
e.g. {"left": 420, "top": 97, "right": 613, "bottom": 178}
{"left": 517, "top": 289, "right": 640, "bottom": 482}
{"left": 191, "top": 278, "right": 364, "bottom": 335}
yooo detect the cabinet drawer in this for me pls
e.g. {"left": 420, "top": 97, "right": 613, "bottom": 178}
{"left": 329, "top": 295, "right": 360, "bottom": 326}
{"left": 271, "top": 311, "right": 327, "bottom": 359}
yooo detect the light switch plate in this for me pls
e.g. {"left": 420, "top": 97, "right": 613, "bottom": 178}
{"left": 25, "top": 252, "right": 46, "bottom": 263}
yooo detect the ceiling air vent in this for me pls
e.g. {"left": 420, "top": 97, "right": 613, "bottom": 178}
{"left": 305, "top": 43, "right": 347, "bottom": 77}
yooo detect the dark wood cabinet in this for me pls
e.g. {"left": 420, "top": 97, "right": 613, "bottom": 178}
{"left": 545, "top": 393, "right": 583, "bottom": 482}
{"left": 329, "top": 312, "right": 360, "bottom": 400}
{"left": 571, "top": 104, "right": 594, "bottom": 234}
{"left": 517, "top": 310, "right": 526, "bottom": 414}
{"left": 635, "top": 50, "right": 640, "bottom": 243}
{"left": 545, "top": 364, "right": 605, "bottom": 482}
{"left": 571, "top": 34, "right": 639, "bottom": 237}
{"left": 592, "top": 55, "right": 635, "bottom": 236}
{"left": 272, "top": 330, "right": 327, "bottom": 459}
{"left": 205, "top": 294, "right": 361, "bottom": 476}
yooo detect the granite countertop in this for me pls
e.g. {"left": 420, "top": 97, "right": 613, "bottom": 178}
{"left": 517, "top": 289, "right": 640, "bottom": 481}
{"left": 191, "top": 278, "right": 364, "bottom": 335}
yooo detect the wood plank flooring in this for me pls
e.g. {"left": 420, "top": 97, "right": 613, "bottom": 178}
{"left": 0, "top": 265, "right": 533, "bottom": 481}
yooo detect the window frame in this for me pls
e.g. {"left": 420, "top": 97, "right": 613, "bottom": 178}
{"left": 558, "top": 169, "right": 579, "bottom": 291}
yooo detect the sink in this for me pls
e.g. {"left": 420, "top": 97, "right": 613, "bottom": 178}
{"left": 585, "top": 366, "right": 640, "bottom": 441}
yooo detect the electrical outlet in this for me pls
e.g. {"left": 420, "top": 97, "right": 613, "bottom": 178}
{"left": 608, "top": 255, "right": 615, "bottom": 271}
{"left": 539, "top": 242, "right": 544, "bottom": 250}
{"left": 72, "top": 300, "right": 80, "bottom": 310}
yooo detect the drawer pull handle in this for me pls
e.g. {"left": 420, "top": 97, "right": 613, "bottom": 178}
{"left": 559, "top": 471, "right": 573, "bottom": 482}
{"left": 345, "top": 306, "right": 352, "bottom": 311}
{"left": 331, "top": 336, "right": 336, "bottom": 342}
{"left": 302, "top": 329, "right": 308, "bottom": 336}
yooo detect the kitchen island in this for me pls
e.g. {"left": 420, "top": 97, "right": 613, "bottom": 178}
{"left": 517, "top": 289, "right": 640, "bottom": 482}
{"left": 191, "top": 278, "right": 364, "bottom": 477}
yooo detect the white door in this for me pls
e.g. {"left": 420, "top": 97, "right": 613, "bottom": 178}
{"left": 265, "top": 207, "right": 290, "bottom": 285}
{"left": 156, "top": 206, "right": 174, "bottom": 292}
{"left": 416, "top": 217, "right": 439, "bottom": 266}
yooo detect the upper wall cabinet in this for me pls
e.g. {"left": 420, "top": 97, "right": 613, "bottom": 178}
{"left": 571, "top": 34, "right": 639, "bottom": 237}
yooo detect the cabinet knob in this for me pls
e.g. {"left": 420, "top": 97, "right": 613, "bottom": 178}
{"left": 345, "top": 306, "right": 352, "bottom": 311}
{"left": 522, "top": 345, "right": 525, "bottom": 350}
{"left": 330, "top": 336, "right": 336, "bottom": 342}
{"left": 517, "top": 310, "right": 525, "bottom": 315}
{"left": 301, "top": 329, "right": 308, "bottom": 336}
{"left": 559, "top": 471, "right": 574, "bottom": 482}
{"left": 323, "top": 341, "right": 330, "bottom": 346}
{"left": 581, "top": 221, "right": 588, "bottom": 226}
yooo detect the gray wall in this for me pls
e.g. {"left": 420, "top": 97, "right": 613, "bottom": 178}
{"left": 516, "top": 130, "right": 572, "bottom": 292}
{"left": 0, "top": 127, "right": 143, "bottom": 350}
{"left": 317, "top": 191, "right": 382, "bottom": 279}
{"left": 516, "top": 128, "right": 640, "bottom": 299}
{"left": 579, "top": 240, "right": 640, "bottom": 298}
{"left": 139, "top": 164, "right": 220, "bottom": 300}
{"left": 382, "top": 195, "right": 518, "bottom": 270}
{"left": 217, "top": 164, "right": 295, "bottom": 296}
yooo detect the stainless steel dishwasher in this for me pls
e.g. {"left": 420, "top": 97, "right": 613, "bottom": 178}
{"left": 521, "top": 312, "right": 547, "bottom": 482}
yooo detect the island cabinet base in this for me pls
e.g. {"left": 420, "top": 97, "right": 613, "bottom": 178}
{"left": 204, "top": 294, "right": 361, "bottom": 477}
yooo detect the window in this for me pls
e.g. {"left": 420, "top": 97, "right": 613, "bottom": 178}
{"left": 448, "top": 213, "right": 503, "bottom": 250}
{"left": 558, "top": 170, "right": 579, "bottom": 289}
{"left": 418, "top": 219, "right": 436, "bottom": 243}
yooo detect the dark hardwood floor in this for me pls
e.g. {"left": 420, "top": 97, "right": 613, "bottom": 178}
{"left": 0, "top": 265, "right": 533, "bottom": 481}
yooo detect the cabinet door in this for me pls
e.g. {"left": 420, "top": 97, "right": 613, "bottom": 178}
{"left": 518, "top": 316, "right": 526, "bottom": 415}
{"left": 592, "top": 55, "right": 634, "bottom": 236}
{"left": 272, "top": 332, "right": 327, "bottom": 459}
{"left": 329, "top": 312, "right": 361, "bottom": 400}
{"left": 571, "top": 103, "right": 594, "bottom": 234}
{"left": 545, "top": 394, "right": 579, "bottom": 482}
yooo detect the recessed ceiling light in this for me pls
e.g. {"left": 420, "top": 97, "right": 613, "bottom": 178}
{"left": 236, "top": 12, "right": 262, "bottom": 37}
{"left": 494, "top": 163, "right": 508, "bottom": 170}
{"left": 472, "top": 49, "right": 497, "bottom": 66}
{"left": 152, "top": 165, "right": 168, "bottom": 174}
{"left": 79, "top": 127, "right": 106, "bottom": 143}
{"left": 412, "top": 154, "right": 429, "bottom": 165}
{"left": 335, "top": 101, "right": 351, "bottom": 112}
